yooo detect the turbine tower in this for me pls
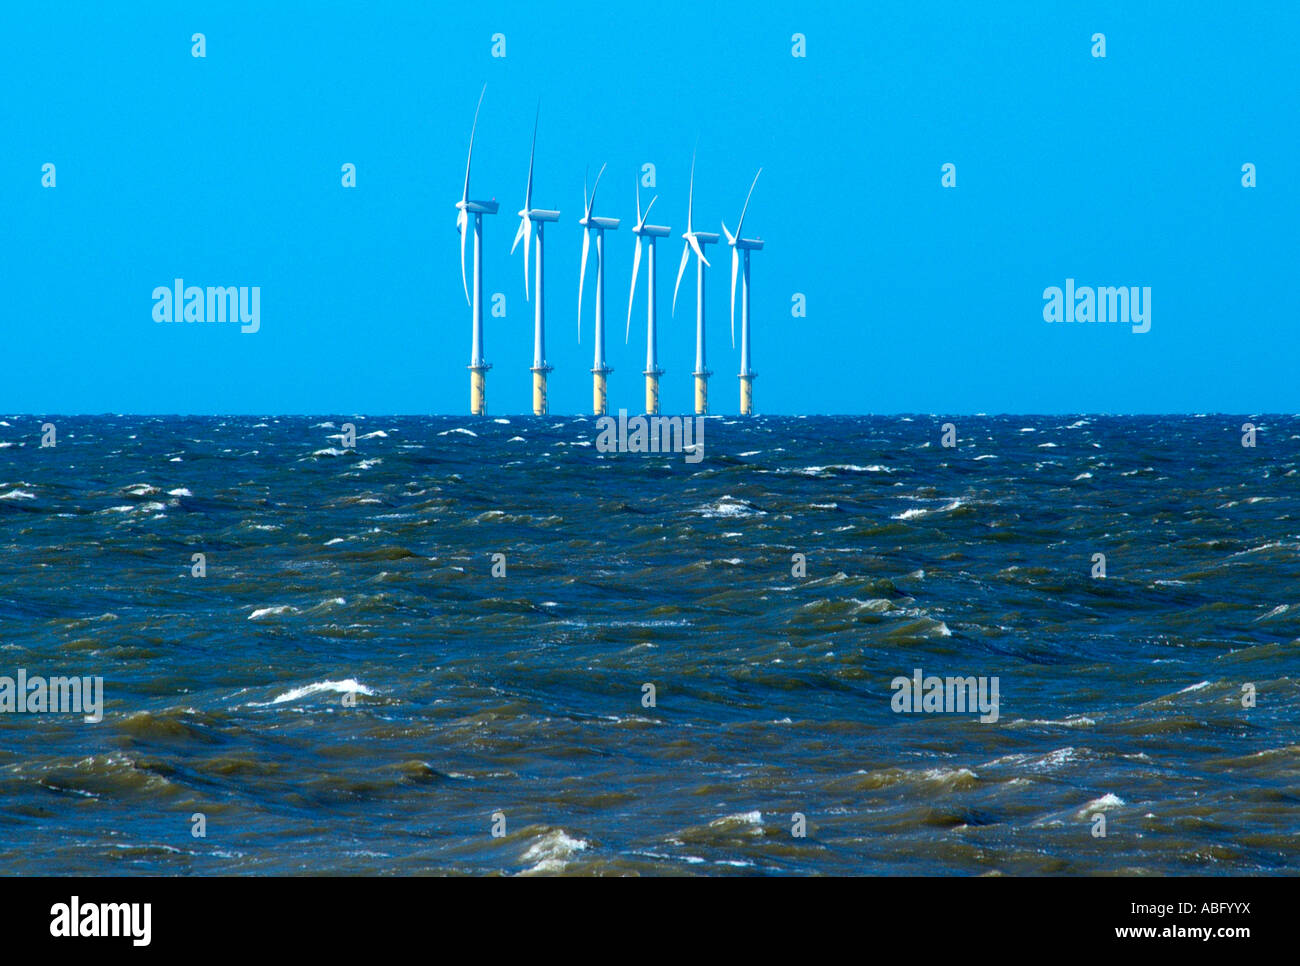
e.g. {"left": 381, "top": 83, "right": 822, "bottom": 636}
{"left": 510, "top": 105, "right": 561, "bottom": 416}
{"left": 578, "top": 164, "right": 619, "bottom": 416}
{"left": 673, "top": 151, "right": 718, "bottom": 415}
{"left": 456, "top": 85, "right": 499, "bottom": 415}
{"left": 722, "top": 169, "right": 764, "bottom": 416}
{"left": 626, "top": 180, "right": 672, "bottom": 415}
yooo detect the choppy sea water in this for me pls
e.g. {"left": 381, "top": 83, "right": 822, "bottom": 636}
{"left": 1, "top": 414, "right": 1297, "bottom": 876}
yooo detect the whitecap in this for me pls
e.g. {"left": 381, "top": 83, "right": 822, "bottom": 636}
{"left": 694, "top": 496, "right": 764, "bottom": 518}
{"left": 253, "top": 679, "right": 376, "bottom": 705}
{"left": 520, "top": 829, "right": 589, "bottom": 875}
{"left": 1079, "top": 793, "right": 1125, "bottom": 817}
{"left": 248, "top": 605, "right": 299, "bottom": 620}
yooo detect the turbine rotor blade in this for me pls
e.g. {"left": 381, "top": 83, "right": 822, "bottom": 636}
{"left": 688, "top": 232, "right": 708, "bottom": 266}
{"left": 627, "top": 236, "right": 643, "bottom": 342}
{"left": 462, "top": 84, "right": 486, "bottom": 205}
{"left": 672, "top": 241, "right": 690, "bottom": 316}
{"left": 578, "top": 227, "right": 591, "bottom": 340}
{"left": 643, "top": 194, "right": 658, "bottom": 227}
{"left": 589, "top": 162, "right": 607, "bottom": 216}
{"left": 522, "top": 217, "right": 532, "bottom": 301}
{"left": 686, "top": 149, "right": 696, "bottom": 233}
{"left": 730, "top": 246, "right": 739, "bottom": 347}
{"left": 737, "top": 167, "right": 761, "bottom": 239}
{"left": 524, "top": 102, "right": 538, "bottom": 213}
{"left": 458, "top": 208, "right": 470, "bottom": 306}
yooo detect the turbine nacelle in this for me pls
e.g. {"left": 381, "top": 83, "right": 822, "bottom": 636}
{"left": 459, "top": 200, "right": 499, "bottom": 215}
{"left": 634, "top": 224, "right": 672, "bottom": 238}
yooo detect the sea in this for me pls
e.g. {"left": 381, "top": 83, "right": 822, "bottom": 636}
{"left": 1, "top": 414, "right": 1297, "bottom": 875}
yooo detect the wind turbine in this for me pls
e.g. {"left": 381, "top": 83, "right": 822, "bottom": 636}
{"left": 578, "top": 164, "right": 619, "bottom": 416}
{"left": 455, "top": 84, "right": 499, "bottom": 415}
{"left": 510, "top": 104, "right": 561, "bottom": 416}
{"left": 672, "top": 151, "right": 719, "bottom": 416}
{"left": 626, "top": 179, "right": 672, "bottom": 415}
{"left": 721, "top": 169, "right": 764, "bottom": 415}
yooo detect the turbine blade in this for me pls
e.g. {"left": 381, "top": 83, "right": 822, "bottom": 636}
{"left": 730, "top": 247, "right": 739, "bottom": 347}
{"left": 462, "top": 84, "right": 486, "bottom": 205}
{"left": 627, "top": 236, "right": 643, "bottom": 342}
{"left": 578, "top": 227, "right": 591, "bottom": 340}
{"left": 524, "top": 102, "right": 538, "bottom": 213}
{"left": 635, "top": 178, "right": 642, "bottom": 227}
{"left": 672, "top": 241, "right": 690, "bottom": 316}
{"left": 589, "top": 162, "right": 607, "bottom": 215}
{"left": 686, "top": 149, "right": 696, "bottom": 234}
{"left": 458, "top": 208, "right": 470, "bottom": 306}
{"left": 511, "top": 217, "right": 525, "bottom": 255}
{"left": 523, "top": 217, "right": 532, "bottom": 301}
{"left": 721, "top": 219, "right": 735, "bottom": 247}
{"left": 688, "top": 232, "right": 708, "bottom": 266}
{"left": 643, "top": 194, "right": 658, "bottom": 226}
{"left": 737, "top": 167, "right": 761, "bottom": 238}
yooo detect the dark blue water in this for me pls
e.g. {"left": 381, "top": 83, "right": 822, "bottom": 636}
{"left": 1, "top": 414, "right": 1297, "bottom": 874}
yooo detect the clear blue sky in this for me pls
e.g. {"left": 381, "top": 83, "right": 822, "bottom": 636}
{"left": 2, "top": 1, "right": 1295, "bottom": 415}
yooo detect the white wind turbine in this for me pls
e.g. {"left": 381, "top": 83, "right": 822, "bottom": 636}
{"left": 578, "top": 163, "right": 619, "bottom": 416}
{"left": 510, "top": 104, "right": 560, "bottom": 415}
{"left": 721, "top": 168, "right": 764, "bottom": 415}
{"left": 455, "top": 84, "right": 499, "bottom": 415}
{"left": 672, "top": 150, "right": 719, "bottom": 416}
{"left": 626, "top": 180, "right": 672, "bottom": 415}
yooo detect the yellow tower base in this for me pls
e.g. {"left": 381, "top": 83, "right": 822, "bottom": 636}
{"left": 693, "top": 371, "right": 709, "bottom": 416}
{"left": 470, "top": 367, "right": 488, "bottom": 415}
{"left": 592, "top": 368, "right": 610, "bottom": 416}
{"left": 644, "top": 371, "right": 661, "bottom": 415}
{"left": 739, "top": 374, "right": 755, "bottom": 415}
{"left": 531, "top": 368, "right": 550, "bottom": 416}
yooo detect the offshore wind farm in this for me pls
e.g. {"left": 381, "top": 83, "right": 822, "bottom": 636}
{"left": 456, "top": 87, "right": 764, "bottom": 417}
{"left": 2, "top": 0, "right": 1295, "bottom": 903}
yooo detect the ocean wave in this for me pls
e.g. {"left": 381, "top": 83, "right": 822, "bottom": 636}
{"left": 520, "top": 829, "right": 589, "bottom": 874}
{"left": 248, "top": 605, "right": 299, "bottom": 620}
{"left": 249, "top": 679, "right": 376, "bottom": 706}
{"left": 694, "top": 496, "right": 765, "bottom": 518}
